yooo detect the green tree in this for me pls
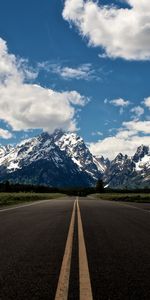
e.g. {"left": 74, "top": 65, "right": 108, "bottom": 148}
{"left": 96, "top": 179, "right": 104, "bottom": 193}
{"left": 4, "top": 180, "right": 10, "bottom": 192}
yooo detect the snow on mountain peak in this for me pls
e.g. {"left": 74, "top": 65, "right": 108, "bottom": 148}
{"left": 52, "top": 130, "right": 104, "bottom": 182}
{"left": 133, "top": 145, "right": 149, "bottom": 163}
{"left": 133, "top": 145, "right": 150, "bottom": 171}
{"left": 0, "top": 130, "right": 149, "bottom": 188}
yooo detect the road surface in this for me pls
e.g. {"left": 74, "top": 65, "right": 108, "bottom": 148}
{"left": 0, "top": 197, "right": 150, "bottom": 300}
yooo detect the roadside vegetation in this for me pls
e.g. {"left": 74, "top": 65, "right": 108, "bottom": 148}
{"left": 0, "top": 193, "right": 64, "bottom": 207}
{"left": 0, "top": 180, "right": 149, "bottom": 206}
{"left": 92, "top": 193, "right": 150, "bottom": 203}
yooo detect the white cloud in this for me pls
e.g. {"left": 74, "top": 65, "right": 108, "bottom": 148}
{"left": 130, "top": 106, "right": 144, "bottom": 119}
{"left": 0, "top": 37, "right": 87, "bottom": 133}
{"left": 90, "top": 134, "right": 150, "bottom": 160}
{"left": 109, "top": 98, "right": 130, "bottom": 114}
{"left": 0, "top": 38, "right": 37, "bottom": 83}
{"left": 0, "top": 128, "right": 12, "bottom": 139}
{"left": 38, "top": 62, "right": 98, "bottom": 81}
{"left": 144, "top": 97, "right": 150, "bottom": 108}
{"left": 89, "top": 119, "right": 150, "bottom": 159}
{"left": 123, "top": 120, "right": 150, "bottom": 134}
{"left": 54, "top": 64, "right": 95, "bottom": 80}
{"left": 63, "top": 0, "right": 150, "bottom": 60}
{"left": 110, "top": 98, "right": 130, "bottom": 107}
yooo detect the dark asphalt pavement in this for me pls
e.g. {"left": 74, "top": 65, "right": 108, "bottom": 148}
{"left": 0, "top": 197, "right": 150, "bottom": 300}
{"left": 80, "top": 198, "right": 150, "bottom": 300}
{"left": 0, "top": 198, "right": 74, "bottom": 300}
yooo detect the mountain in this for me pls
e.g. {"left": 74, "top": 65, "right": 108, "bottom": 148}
{"left": 94, "top": 155, "right": 110, "bottom": 173}
{"left": 132, "top": 145, "right": 150, "bottom": 188}
{"left": 53, "top": 130, "right": 104, "bottom": 181}
{"left": 0, "top": 130, "right": 103, "bottom": 187}
{"left": 0, "top": 130, "right": 149, "bottom": 189}
{"left": 104, "top": 145, "right": 150, "bottom": 189}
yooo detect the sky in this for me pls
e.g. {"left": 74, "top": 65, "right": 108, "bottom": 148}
{"left": 0, "top": 0, "right": 150, "bottom": 159}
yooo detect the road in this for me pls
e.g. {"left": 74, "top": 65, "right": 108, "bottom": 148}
{"left": 0, "top": 197, "right": 150, "bottom": 300}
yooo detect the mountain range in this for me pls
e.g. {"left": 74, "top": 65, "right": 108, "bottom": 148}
{"left": 0, "top": 130, "right": 149, "bottom": 189}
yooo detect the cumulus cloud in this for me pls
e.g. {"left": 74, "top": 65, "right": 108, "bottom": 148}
{"left": 130, "top": 106, "right": 144, "bottom": 119}
{"left": 89, "top": 120, "right": 150, "bottom": 159}
{"left": 110, "top": 98, "right": 130, "bottom": 107}
{"left": 0, "top": 128, "right": 12, "bottom": 139}
{"left": 63, "top": 0, "right": 150, "bottom": 60}
{"left": 90, "top": 134, "right": 150, "bottom": 160}
{"left": 0, "top": 37, "right": 87, "bottom": 133}
{"left": 123, "top": 120, "right": 150, "bottom": 134}
{"left": 0, "top": 38, "right": 37, "bottom": 83}
{"left": 144, "top": 97, "right": 150, "bottom": 108}
{"left": 109, "top": 98, "right": 130, "bottom": 114}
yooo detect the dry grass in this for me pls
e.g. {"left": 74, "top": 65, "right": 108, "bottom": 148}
{"left": 91, "top": 193, "right": 150, "bottom": 203}
{"left": 0, "top": 193, "right": 64, "bottom": 207}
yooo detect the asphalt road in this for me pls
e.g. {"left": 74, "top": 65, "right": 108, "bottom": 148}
{"left": 0, "top": 197, "right": 150, "bottom": 300}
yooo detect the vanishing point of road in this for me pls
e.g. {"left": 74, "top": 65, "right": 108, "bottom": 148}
{"left": 0, "top": 197, "right": 150, "bottom": 300}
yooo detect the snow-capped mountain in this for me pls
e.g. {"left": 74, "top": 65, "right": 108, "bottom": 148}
{"left": 94, "top": 155, "right": 110, "bottom": 173}
{"left": 132, "top": 145, "right": 150, "bottom": 187}
{"left": 0, "top": 130, "right": 149, "bottom": 188}
{"left": 104, "top": 145, "right": 150, "bottom": 189}
{"left": 0, "top": 145, "right": 13, "bottom": 160}
{"left": 54, "top": 130, "right": 104, "bottom": 181}
{"left": 0, "top": 131, "right": 103, "bottom": 187}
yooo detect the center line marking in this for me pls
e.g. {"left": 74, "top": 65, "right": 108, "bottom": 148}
{"left": 77, "top": 197, "right": 93, "bottom": 300}
{"left": 54, "top": 199, "right": 76, "bottom": 300}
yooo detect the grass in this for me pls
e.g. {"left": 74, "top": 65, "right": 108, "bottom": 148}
{"left": 0, "top": 192, "right": 65, "bottom": 207}
{"left": 91, "top": 193, "right": 150, "bottom": 203}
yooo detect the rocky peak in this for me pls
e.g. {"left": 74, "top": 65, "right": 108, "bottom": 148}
{"left": 0, "top": 145, "right": 13, "bottom": 158}
{"left": 94, "top": 155, "right": 110, "bottom": 172}
{"left": 53, "top": 131, "right": 103, "bottom": 181}
{"left": 39, "top": 132, "right": 52, "bottom": 141}
{"left": 114, "top": 153, "right": 124, "bottom": 161}
{"left": 52, "top": 129, "right": 65, "bottom": 141}
{"left": 133, "top": 145, "right": 149, "bottom": 163}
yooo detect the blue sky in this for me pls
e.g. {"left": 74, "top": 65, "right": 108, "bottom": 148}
{"left": 0, "top": 0, "right": 150, "bottom": 158}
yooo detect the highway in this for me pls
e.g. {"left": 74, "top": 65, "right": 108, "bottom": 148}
{"left": 0, "top": 197, "right": 150, "bottom": 300}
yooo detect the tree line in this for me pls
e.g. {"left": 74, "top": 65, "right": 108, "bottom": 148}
{"left": 0, "top": 179, "right": 149, "bottom": 196}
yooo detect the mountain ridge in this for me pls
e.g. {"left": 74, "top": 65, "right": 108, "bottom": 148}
{"left": 0, "top": 130, "right": 149, "bottom": 188}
